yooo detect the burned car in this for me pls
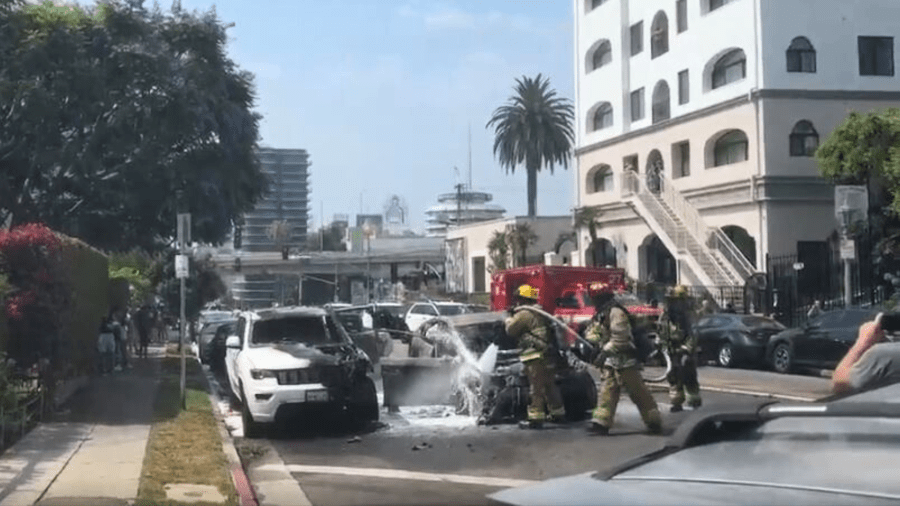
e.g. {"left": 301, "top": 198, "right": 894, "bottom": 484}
{"left": 382, "top": 311, "right": 597, "bottom": 425}
{"left": 224, "top": 306, "right": 379, "bottom": 437}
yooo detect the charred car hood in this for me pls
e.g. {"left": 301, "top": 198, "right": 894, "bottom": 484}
{"left": 243, "top": 343, "right": 354, "bottom": 370}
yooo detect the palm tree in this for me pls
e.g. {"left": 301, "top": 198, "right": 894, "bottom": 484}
{"left": 487, "top": 74, "right": 574, "bottom": 217}
{"left": 487, "top": 230, "right": 509, "bottom": 272}
{"left": 574, "top": 205, "right": 603, "bottom": 266}
{"left": 506, "top": 222, "right": 538, "bottom": 267}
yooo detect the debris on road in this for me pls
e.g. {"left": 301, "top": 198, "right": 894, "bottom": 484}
{"left": 347, "top": 436, "right": 362, "bottom": 444}
{"left": 411, "top": 442, "right": 433, "bottom": 451}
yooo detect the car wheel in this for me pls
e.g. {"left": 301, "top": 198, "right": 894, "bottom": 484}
{"left": 241, "top": 386, "right": 264, "bottom": 438}
{"left": 349, "top": 377, "right": 379, "bottom": 428}
{"left": 771, "top": 342, "right": 793, "bottom": 374}
{"left": 717, "top": 342, "right": 735, "bottom": 368}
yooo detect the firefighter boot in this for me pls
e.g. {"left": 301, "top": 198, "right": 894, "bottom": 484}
{"left": 586, "top": 420, "right": 609, "bottom": 436}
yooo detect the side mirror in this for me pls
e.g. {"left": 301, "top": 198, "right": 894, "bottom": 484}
{"left": 225, "top": 335, "right": 242, "bottom": 349}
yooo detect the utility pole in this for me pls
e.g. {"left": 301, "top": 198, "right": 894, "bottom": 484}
{"left": 176, "top": 211, "right": 191, "bottom": 410}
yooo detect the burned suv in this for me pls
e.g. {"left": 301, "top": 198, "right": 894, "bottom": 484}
{"left": 224, "top": 306, "right": 379, "bottom": 437}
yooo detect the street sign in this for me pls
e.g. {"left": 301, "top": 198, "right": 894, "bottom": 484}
{"left": 175, "top": 254, "right": 189, "bottom": 278}
{"left": 177, "top": 213, "right": 191, "bottom": 250}
{"left": 840, "top": 239, "right": 856, "bottom": 260}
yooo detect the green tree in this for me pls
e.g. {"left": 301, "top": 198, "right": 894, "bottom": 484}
{"left": 506, "top": 223, "right": 538, "bottom": 268}
{"left": 0, "top": 0, "right": 266, "bottom": 251}
{"left": 487, "top": 230, "right": 509, "bottom": 272}
{"left": 816, "top": 108, "right": 900, "bottom": 297}
{"left": 108, "top": 249, "right": 159, "bottom": 307}
{"left": 574, "top": 206, "right": 603, "bottom": 266}
{"left": 157, "top": 251, "right": 226, "bottom": 325}
{"left": 486, "top": 74, "right": 574, "bottom": 218}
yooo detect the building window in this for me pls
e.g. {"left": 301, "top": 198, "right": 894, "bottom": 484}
{"left": 650, "top": 12, "right": 668, "bottom": 59}
{"left": 630, "top": 88, "right": 645, "bottom": 121}
{"left": 859, "top": 36, "right": 894, "bottom": 76}
{"left": 712, "top": 49, "right": 746, "bottom": 89}
{"left": 624, "top": 154, "right": 639, "bottom": 173}
{"left": 590, "top": 41, "right": 612, "bottom": 71}
{"left": 786, "top": 36, "right": 816, "bottom": 73}
{"left": 789, "top": 120, "right": 819, "bottom": 157}
{"left": 630, "top": 22, "right": 643, "bottom": 56}
{"left": 651, "top": 81, "right": 670, "bottom": 124}
{"left": 592, "top": 102, "right": 613, "bottom": 131}
{"left": 713, "top": 130, "right": 749, "bottom": 167}
{"left": 709, "top": 0, "right": 735, "bottom": 12}
{"left": 676, "top": 0, "right": 688, "bottom": 33}
{"left": 672, "top": 141, "right": 690, "bottom": 178}
{"left": 678, "top": 69, "right": 689, "bottom": 104}
{"left": 590, "top": 164, "right": 614, "bottom": 192}
{"left": 590, "top": 0, "right": 608, "bottom": 10}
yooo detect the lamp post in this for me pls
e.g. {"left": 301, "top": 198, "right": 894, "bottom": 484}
{"left": 839, "top": 205, "right": 855, "bottom": 308}
{"left": 363, "top": 222, "right": 374, "bottom": 303}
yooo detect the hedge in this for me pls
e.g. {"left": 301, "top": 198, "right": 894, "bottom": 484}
{"left": 58, "top": 236, "right": 108, "bottom": 376}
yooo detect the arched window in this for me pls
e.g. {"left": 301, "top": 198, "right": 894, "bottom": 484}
{"left": 650, "top": 11, "right": 669, "bottom": 59}
{"left": 790, "top": 120, "right": 819, "bottom": 157}
{"left": 713, "top": 130, "right": 749, "bottom": 166}
{"left": 589, "top": 238, "right": 617, "bottom": 268}
{"left": 786, "top": 36, "right": 816, "bottom": 73}
{"left": 712, "top": 49, "right": 746, "bottom": 89}
{"left": 589, "top": 164, "right": 614, "bottom": 192}
{"left": 592, "top": 102, "right": 613, "bottom": 131}
{"left": 651, "top": 80, "right": 670, "bottom": 124}
{"left": 590, "top": 41, "right": 612, "bottom": 71}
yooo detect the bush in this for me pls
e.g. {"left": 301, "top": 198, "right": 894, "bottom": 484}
{"left": 58, "top": 236, "right": 108, "bottom": 376}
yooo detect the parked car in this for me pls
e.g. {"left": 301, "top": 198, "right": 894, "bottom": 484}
{"left": 489, "top": 381, "right": 900, "bottom": 506}
{"left": 766, "top": 308, "right": 878, "bottom": 374}
{"left": 198, "top": 319, "right": 236, "bottom": 371}
{"left": 224, "top": 306, "right": 379, "bottom": 437}
{"left": 403, "top": 301, "right": 469, "bottom": 333}
{"left": 330, "top": 305, "right": 393, "bottom": 364}
{"left": 694, "top": 314, "right": 785, "bottom": 368}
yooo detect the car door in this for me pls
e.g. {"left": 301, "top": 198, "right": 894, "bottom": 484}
{"left": 225, "top": 316, "right": 246, "bottom": 396}
{"left": 818, "top": 310, "right": 877, "bottom": 367}
{"left": 791, "top": 312, "right": 841, "bottom": 365}
{"left": 694, "top": 316, "right": 729, "bottom": 361}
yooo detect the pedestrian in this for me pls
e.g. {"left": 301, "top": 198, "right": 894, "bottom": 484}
{"left": 585, "top": 282, "right": 662, "bottom": 436}
{"left": 807, "top": 300, "right": 823, "bottom": 320}
{"left": 832, "top": 315, "right": 900, "bottom": 394}
{"left": 658, "top": 286, "right": 702, "bottom": 413}
{"left": 109, "top": 308, "right": 131, "bottom": 371}
{"left": 504, "top": 284, "right": 566, "bottom": 429}
{"left": 97, "top": 317, "right": 116, "bottom": 375}
{"left": 699, "top": 299, "right": 715, "bottom": 317}
{"left": 136, "top": 305, "right": 153, "bottom": 359}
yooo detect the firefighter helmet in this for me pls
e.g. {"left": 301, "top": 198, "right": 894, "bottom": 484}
{"left": 669, "top": 285, "right": 688, "bottom": 298}
{"left": 516, "top": 284, "right": 539, "bottom": 300}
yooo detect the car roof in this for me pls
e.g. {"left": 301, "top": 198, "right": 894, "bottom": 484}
{"left": 245, "top": 306, "right": 327, "bottom": 320}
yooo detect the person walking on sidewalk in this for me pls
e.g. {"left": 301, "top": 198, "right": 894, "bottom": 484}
{"left": 97, "top": 317, "right": 117, "bottom": 375}
{"left": 585, "top": 282, "right": 662, "bottom": 436}
{"left": 505, "top": 284, "right": 566, "bottom": 430}
{"left": 110, "top": 308, "right": 132, "bottom": 371}
{"left": 658, "top": 286, "right": 702, "bottom": 413}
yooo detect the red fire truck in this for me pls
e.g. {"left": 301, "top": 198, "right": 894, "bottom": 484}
{"left": 490, "top": 265, "right": 663, "bottom": 333}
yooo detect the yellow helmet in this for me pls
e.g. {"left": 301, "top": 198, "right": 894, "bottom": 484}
{"left": 516, "top": 284, "right": 539, "bottom": 300}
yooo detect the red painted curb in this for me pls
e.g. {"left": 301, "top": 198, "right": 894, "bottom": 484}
{"left": 232, "top": 463, "right": 259, "bottom": 506}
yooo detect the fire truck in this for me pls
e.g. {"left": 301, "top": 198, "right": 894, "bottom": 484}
{"left": 490, "top": 265, "right": 663, "bottom": 339}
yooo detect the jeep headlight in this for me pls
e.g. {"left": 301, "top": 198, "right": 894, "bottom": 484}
{"left": 250, "top": 369, "right": 276, "bottom": 380}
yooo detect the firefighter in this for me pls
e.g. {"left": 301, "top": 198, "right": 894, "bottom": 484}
{"left": 658, "top": 285, "right": 702, "bottom": 412}
{"left": 504, "top": 284, "right": 566, "bottom": 429}
{"left": 585, "top": 282, "right": 662, "bottom": 436}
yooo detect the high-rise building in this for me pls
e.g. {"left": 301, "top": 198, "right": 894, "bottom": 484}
{"left": 574, "top": 0, "right": 900, "bottom": 291}
{"left": 240, "top": 148, "right": 310, "bottom": 252}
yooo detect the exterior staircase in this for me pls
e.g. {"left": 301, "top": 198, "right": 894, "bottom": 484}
{"left": 620, "top": 171, "right": 757, "bottom": 305}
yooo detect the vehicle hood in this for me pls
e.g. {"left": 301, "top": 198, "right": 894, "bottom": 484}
{"left": 490, "top": 424, "right": 900, "bottom": 506}
{"left": 242, "top": 343, "right": 350, "bottom": 370}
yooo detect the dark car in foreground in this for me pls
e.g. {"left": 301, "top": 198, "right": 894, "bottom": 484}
{"left": 695, "top": 314, "right": 785, "bottom": 369}
{"left": 198, "top": 319, "right": 237, "bottom": 371}
{"left": 766, "top": 308, "right": 878, "bottom": 374}
{"left": 490, "top": 382, "right": 900, "bottom": 506}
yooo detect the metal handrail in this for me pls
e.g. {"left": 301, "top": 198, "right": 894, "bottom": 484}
{"left": 708, "top": 228, "right": 756, "bottom": 280}
{"left": 621, "top": 171, "right": 736, "bottom": 286}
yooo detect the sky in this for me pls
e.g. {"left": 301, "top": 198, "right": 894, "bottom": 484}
{"left": 172, "top": 0, "right": 575, "bottom": 233}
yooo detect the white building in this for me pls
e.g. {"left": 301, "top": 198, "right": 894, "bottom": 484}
{"left": 425, "top": 186, "right": 506, "bottom": 237}
{"left": 574, "top": 0, "right": 900, "bottom": 291}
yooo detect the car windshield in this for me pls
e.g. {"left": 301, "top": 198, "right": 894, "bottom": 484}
{"left": 437, "top": 304, "right": 466, "bottom": 316}
{"left": 251, "top": 316, "right": 336, "bottom": 345}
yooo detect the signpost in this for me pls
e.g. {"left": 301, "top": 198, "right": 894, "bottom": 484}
{"left": 835, "top": 186, "right": 867, "bottom": 308}
{"left": 176, "top": 213, "right": 191, "bottom": 410}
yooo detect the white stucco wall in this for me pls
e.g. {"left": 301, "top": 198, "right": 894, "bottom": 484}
{"left": 759, "top": 0, "right": 900, "bottom": 91}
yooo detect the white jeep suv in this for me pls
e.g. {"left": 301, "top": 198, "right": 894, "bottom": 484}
{"left": 224, "top": 306, "right": 379, "bottom": 437}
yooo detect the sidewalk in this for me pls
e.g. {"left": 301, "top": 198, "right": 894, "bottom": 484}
{"left": 0, "top": 348, "right": 162, "bottom": 506}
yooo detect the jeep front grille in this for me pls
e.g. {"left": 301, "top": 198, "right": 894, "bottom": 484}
{"left": 276, "top": 366, "right": 342, "bottom": 386}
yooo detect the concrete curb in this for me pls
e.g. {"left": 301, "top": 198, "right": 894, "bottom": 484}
{"left": 196, "top": 360, "right": 259, "bottom": 506}
{"left": 647, "top": 381, "right": 820, "bottom": 402}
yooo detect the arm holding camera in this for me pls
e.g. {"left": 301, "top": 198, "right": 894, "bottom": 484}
{"left": 831, "top": 312, "right": 900, "bottom": 394}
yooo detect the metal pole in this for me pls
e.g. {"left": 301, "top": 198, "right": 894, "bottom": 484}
{"left": 179, "top": 275, "right": 186, "bottom": 410}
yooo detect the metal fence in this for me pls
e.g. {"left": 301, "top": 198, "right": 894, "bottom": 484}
{"left": 0, "top": 374, "right": 44, "bottom": 453}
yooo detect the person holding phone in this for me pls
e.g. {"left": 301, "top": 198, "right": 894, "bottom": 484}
{"left": 832, "top": 313, "right": 900, "bottom": 394}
